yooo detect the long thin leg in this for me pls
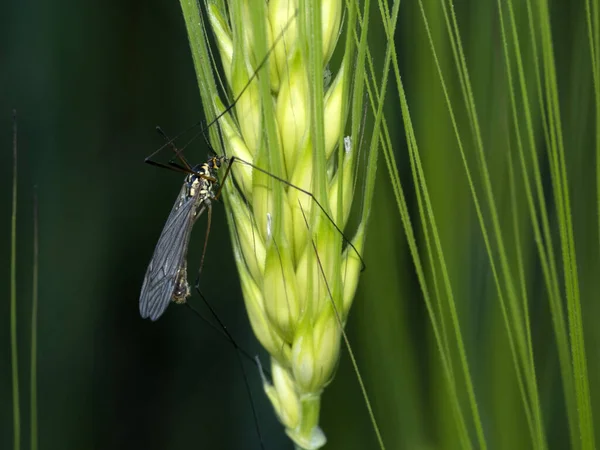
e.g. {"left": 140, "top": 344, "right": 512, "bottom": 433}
{"left": 194, "top": 286, "right": 265, "bottom": 450}
{"left": 191, "top": 208, "right": 266, "bottom": 449}
{"left": 193, "top": 216, "right": 267, "bottom": 436}
{"left": 197, "top": 204, "right": 212, "bottom": 283}
{"left": 144, "top": 122, "right": 202, "bottom": 165}
{"left": 144, "top": 159, "right": 193, "bottom": 175}
{"left": 146, "top": 128, "right": 218, "bottom": 181}
{"left": 183, "top": 302, "right": 264, "bottom": 372}
{"left": 146, "top": 126, "right": 193, "bottom": 171}
{"left": 214, "top": 157, "right": 236, "bottom": 201}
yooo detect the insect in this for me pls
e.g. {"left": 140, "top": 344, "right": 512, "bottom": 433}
{"left": 139, "top": 156, "right": 227, "bottom": 320}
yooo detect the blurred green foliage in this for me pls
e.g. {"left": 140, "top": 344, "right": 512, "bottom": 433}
{"left": 2, "top": 0, "right": 599, "bottom": 449}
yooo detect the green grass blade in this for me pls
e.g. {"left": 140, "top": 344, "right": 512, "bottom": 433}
{"left": 178, "top": 0, "right": 221, "bottom": 149}
{"left": 498, "top": 0, "right": 579, "bottom": 446}
{"left": 10, "top": 109, "right": 21, "bottom": 450}
{"left": 590, "top": 0, "right": 600, "bottom": 258}
{"left": 417, "top": 1, "right": 560, "bottom": 446}
{"left": 376, "top": 1, "right": 487, "bottom": 447}
{"left": 352, "top": 4, "right": 475, "bottom": 447}
{"left": 419, "top": 1, "right": 536, "bottom": 445}
{"left": 536, "top": 1, "right": 596, "bottom": 447}
{"left": 31, "top": 187, "right": 39, "bottom": 450}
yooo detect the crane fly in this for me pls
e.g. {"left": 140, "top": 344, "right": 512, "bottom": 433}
{"left": 139, "top": 156, "right": 231, "bottom": 321}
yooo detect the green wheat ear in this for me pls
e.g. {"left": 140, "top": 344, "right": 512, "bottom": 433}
{"left": 180, "top": 1, "right": 375, "bottom": 448}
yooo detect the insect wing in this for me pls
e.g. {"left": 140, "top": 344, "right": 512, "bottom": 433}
{"left": 139, "top": 184, "right": 205, "bottom": 321}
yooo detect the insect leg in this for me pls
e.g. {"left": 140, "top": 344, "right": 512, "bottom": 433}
{"left": 196, "top": 204, "right": 213, "bottom": 284}
{"left": 190, "top": 201, "right": 265, "bottom": 448}
{"left": 193, "top": 286, "right": 265, "bottom": 450}
{"left": 145, "top": 126, "right": 194, "bottom": 171}
{"left": 182, "top": 302, "right": 263, "bottom": 372}
{"left": 213, "top": 156, "right": 236, "bottom": 201}
{"left": 144, "top": 158, "right": 193, "bottom": 175}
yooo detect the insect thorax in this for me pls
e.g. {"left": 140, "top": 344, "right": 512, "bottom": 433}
{"left": 186, "top": 156, "right": 227, "bottom": 200}
{"left": 186, "top": 163, "right": 215, "bottom": 199}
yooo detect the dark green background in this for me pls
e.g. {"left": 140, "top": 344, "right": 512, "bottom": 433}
{"left": 2, "top": 0, "right": 599, "bottom": 449}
